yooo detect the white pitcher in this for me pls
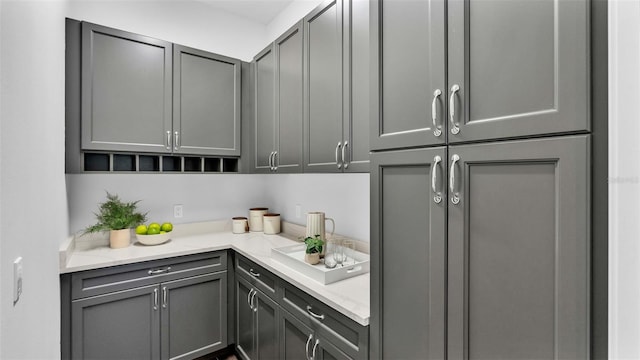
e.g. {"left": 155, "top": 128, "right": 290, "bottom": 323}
{"left": 305, "top": 212, "right": 335, "bottom": 241}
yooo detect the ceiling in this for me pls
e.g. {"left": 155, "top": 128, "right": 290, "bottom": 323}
{"left": 196, "top": 0, "right": 295, "bottom": 25}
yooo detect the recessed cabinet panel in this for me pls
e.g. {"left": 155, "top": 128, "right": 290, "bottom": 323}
{"left": 254, "top": 46, "right": 276, "bottom": 173}
{"left": 448, "top": 0, "right": 589, "bottom": 142}
{"left": 174, "top": 45, "right": 241, "bottom": 156}
{"left": 275, "top": 23, "right": 304, "bottom": 173}
{"left": 370, "top": 147, "right": 446, "bottom": 360}
{"left": 447, "top": 135, "right": 589, "bottom": 359}
{"left": 304, "top": 0, "right": 344, "bottom": 172}
{"left": 370, "top": 0, "right": 446, "bottom": 150}
{"left": 81, "top": 22, "right": 172, "bottom": 153}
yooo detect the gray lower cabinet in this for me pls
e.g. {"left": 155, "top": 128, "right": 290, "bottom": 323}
{"left": 63, "top": 252, "right": 228, "bottom": 360}
{"left": 236, "top": 276, "right": 280, "bottom": 360}
{"left": 370, "top": 0, "right": 589, "bottom": 150}
{"left": 253, "top": 22, "right": 304, "bottom": 173}
{"left": 173, "top": 45, "right": 241, "bottom": 156}
{"left": 280, "top": 310, "right": 351, "bottom": 360}
{"left": 81, "top": 21, "right": 173, "bottom": 153}
{"left": 371, "top": 135, "right": 590, "bottom": 358}
{"left": 303, "top": 0, "right": 369, "bottom": 173}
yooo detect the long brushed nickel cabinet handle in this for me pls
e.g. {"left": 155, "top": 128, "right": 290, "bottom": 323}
{"left": 335, "top": 142, "right": 342, "bottom": 169}
{"left": 166, "top": 131, "right": 172, "bottom": 150}
{"left": 432, "top": 156, "right": 442, "bottom": 204}
{"left": 432, "top": 89, "right": 442, "bottom": 137}
{"left": 450, "top": 154, "right": 460, "bottom": 205}
{"left": 449, "top": 85, "right": 460, "bottom": 135}
{"left": 342, "top": 141, "right": 349, "bottom": 169}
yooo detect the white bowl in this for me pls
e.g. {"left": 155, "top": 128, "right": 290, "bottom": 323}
{"left": 136, "top": 232, "right": 171, "bottom": 246}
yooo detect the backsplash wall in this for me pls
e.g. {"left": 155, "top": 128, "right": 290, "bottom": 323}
{"left": 67, "top": 173, "right": 370, "bottom": 242}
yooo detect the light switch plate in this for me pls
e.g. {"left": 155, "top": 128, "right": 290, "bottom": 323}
{"left": 13, "top": 257, "right": 23, "bottom": 305}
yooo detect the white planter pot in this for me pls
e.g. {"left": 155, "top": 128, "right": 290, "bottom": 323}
{"left": 110, "top": 229, "right": 131, "bottom": 249}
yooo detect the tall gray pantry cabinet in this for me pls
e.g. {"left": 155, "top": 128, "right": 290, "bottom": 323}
{"left": 370, "top": 0, "right": 591, "bottom": 359}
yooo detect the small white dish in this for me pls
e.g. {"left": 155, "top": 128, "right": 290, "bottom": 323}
{"left": 136, "top": 232, "right": 171, "bottom": 246}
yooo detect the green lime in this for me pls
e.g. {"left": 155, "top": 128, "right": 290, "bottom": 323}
{"left": 147, "top": 227, "right": 161, "bottom": 235}
{"left": 160, "top": 230, "right": 167, "bottom": 234}
{"left": 161, "top": 222, "right": 173, "bottom": 232}
{"left": 135, "top": 224, "right": 148, "bottom": 235}
{"left": 148, "top": 223, "right": 161, "bottom": 231}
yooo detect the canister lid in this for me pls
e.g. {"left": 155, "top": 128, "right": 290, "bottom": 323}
{"left": 263, "top": 213, "right": 280, "bottom": 217}
{"left": 232, "top": 217, "right": 247, "bottom": 220}
{"left": 249, "top": 207, "right": 269, "bottom": 211}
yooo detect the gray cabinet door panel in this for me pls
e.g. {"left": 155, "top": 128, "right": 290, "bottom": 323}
{"left": 275, "top": 22, "right": 304, "bottom": 173}
{"left": 71, "top": 284, "right": 160, "bottom": 359}
{"left": 254, "top": 45, "right": 276, "bottom": 173}
{"left": 281, "top": 310, "right": 314, "bottom": 360}
{"left": 370, "top": 0, "right": 446, "bottom": 150}
{"left": 344, "top": 0, "right": 370, "bottom": 172}
{"left": 304, "top": 0, "right": 344, "bottom": 173}
{"left": 447, "top": 0, "right": 589, "bottom": 142}
{"left": 256, "top": 291, "right": 280, "bottom": 360}
{"left": 370, "top": 146, "right": 447, "bottom": 360}
{"left": 161, "top": 272, "right": 227, "bottom": 360}
{"left": 236, "top": 277, "right": 256, "bottom": 359}
{"left": 174, "top": 45, "right": 241, "bottom": 156}
{"left": 81, "top": 22, "right": 172, "bottom": 153}
{"left": 316, "top": 338, "right": 352, "bottom": 360}
{"left": 447, "top": 135, "right": 590, "bottom": 359}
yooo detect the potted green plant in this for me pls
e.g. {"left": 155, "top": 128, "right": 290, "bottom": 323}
{"left": 85, "top": 192, "right": 147, "bottom": 249}
{"left": 303, "top": 235, "right": 324, "bottom": 265}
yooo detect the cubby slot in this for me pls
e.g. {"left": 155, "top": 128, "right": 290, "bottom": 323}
{"left": 204, "top": 158, "right": 221, "bottom": 172}
{"left": 184, "top": 157, "right": 202, "bottom": 172}
{"left": 113, "top": 154, "right": 136, "bottom": 171}
{"left": 162, "top": 156, "right": 182, "bottom": 172}
{"left": 84, "top": 153, "right": 110, "bottom": 171}
{"left": 222, "top": 158, "right": 239, "bottom": 173}
{"left": 139, "top": 155, "right": 160, "bottom": 172}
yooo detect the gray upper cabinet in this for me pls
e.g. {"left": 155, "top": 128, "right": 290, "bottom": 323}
{"left": 447, "top": 135, "right": 589, "bottom": 359}
{"left": 371, "top": 0, "right": 589, "bottom": 150}
{"left": 370, "top": 146, "right": 446, "bottom": 360}
{"left": 173, "top": 45, "right": 241, "bottom": 156}
{"left": 447, "top": 0, "right": 589, "bottom": 142}
{"left": 303, "top": 0, "right": 344, "bottom": 173}
{"left": 79, "top": 21, "right": 241, "bottom": 157}
{"left": 370, "top": 0, "right": 446, "bottom": 151}
{"left": 81, "top": 22, "right": 172, "bottom": 153}
{"left": 253, "top": 45, "right": 277, "bottom": 173}
{"left": 253, "top": 21, "right": 304, "bottom": 173}
{"left": 304, "top": 0, "right": 370, "bottom": 172}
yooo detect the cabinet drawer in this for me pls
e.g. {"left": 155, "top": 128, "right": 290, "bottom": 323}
{"left": 236, "top": 255, "right": 277, "bottom": 298}
{"left": 71, "top": 251, "right": 227, "bottom": 300}
{"left": 281, "top": 282, "right": 368, "bottom": 358}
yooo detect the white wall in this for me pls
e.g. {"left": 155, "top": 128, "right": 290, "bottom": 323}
{"left": 609, "top": 1, "right": 640, "bottom": 358}
{"left": 0, "top": 1, "right": 68, "bottom": 358}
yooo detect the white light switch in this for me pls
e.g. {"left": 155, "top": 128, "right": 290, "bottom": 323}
{"left": 13, "top": 257, "right": 23, "bottom": 305}
{"left": 174, "top": 204, "right": 183, "bottom": 218}
{"left": 295, "top": 204, "right": 301, "bottom": 219}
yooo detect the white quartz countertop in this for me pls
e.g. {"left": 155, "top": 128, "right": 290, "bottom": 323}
{"left": 60, "top": 223, "right": 370, "bottom": 326}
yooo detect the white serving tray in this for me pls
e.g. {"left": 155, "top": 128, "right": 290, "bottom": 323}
{"left": 271, "top": 244, "right": 370, "bottom": 285}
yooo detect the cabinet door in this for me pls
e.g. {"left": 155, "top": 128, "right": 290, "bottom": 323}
{"left": 370, "top": 0, "right": 446, "bottom": 151}
{"left": 344, "top": 0, "right": 370, "bottom": 172}
{"left": 173, "top": 45, "right": 241, "bottom": 156}
{"left": 81, "top": 22, "right": 172, "bottom": 153}
{"left": 303, "top": 0, "right": 344, "bottom": 173}
{"left": 370, "top": 147, "right": 447, "bottom": 360}
{"left": 447, "top": 135, "right": 589, "bottom": 359}
{"left": 236, "top": 277, "right": 256, "bottom": 360}
{"left": 447, "top": 0, "right": 589, "bottom": 142}
{"left": 161, "top": 272, "right": 228, "bottom": 360}
{"left": 255, "top": 291, "right": 280, "bottom": 360}
{"left": 71, "top": 285, "right": 160, "bottom": 359}
{"left": 254, "top": 45, "right": 276, "bottom": 173}
{"left": 315, "top": 337, "right": 352, "bottom": 360}
{"left": 281, "top": 310, "right": 314, "bottom": 360}
{"left": 274, "top": 21, "right": 304, "bottom": 173}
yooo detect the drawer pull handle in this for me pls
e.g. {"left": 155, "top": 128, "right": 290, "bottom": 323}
{"left": 305, "top": 334, "right": 313, "bottom": 360}
{"left": 249, "top": 269, "right": 260, "bottom": 277}
{"left": 306, "top": 305, "right": 325, "bottom": 320}
{"left": 148, "top": 266, "right": 171, "bottom": 276}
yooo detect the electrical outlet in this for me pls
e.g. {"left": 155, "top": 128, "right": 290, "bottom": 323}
{"left": 295, "top": 204, "right": 301, "bottom": 218}
{"left": 174, "top": 205, "right": 183, "bottom": 218}
{"left": 13, "top": 257, "right": 23, "bottom": 305}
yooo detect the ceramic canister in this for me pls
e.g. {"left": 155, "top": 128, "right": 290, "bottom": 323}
{"left": 263, "top": 213, "right": 281, "bottom": 235}
{"left": 249, "top": 208, "right": 268, "bottom": 232}
{"left": 232, "top": 217, "right": 249, "bottom": 234}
